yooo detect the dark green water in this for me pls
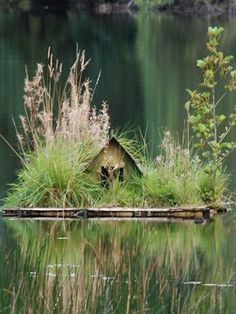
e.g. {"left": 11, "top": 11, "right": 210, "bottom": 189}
{"left": 1, "top": 214, "right": 236, "bottom": 313}
{"left": 1, "top": 9, "right": 236, "bottom": 312}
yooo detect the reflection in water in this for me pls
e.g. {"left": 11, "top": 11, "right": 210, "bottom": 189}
{"left": 1, "top": 214, "right": 236, "bottom": 312}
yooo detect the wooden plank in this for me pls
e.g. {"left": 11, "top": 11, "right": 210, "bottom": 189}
{"left": 4, "top": 217, "right": 211, "bottom": 224}
{"left": 82, "top": 206, "right": 209, "bottom": 212}
{"left": 0, "top": 206, "right": 221, "bottom": 220}
{"left": 3, "top": 206, "right": 208, "bottom": 212}
{"left": 4, "top": 208, "right": 78, "bottom": 211}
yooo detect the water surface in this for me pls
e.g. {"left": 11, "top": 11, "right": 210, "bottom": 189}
{"left": 1, "top": 213, "right": 236, "bottom": 312}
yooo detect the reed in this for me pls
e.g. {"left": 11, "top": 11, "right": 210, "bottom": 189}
{"left": 19, "top": 48, "right": 109, "bottom": 155}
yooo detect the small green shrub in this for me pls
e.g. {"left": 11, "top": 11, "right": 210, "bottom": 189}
{"left": 186, "top": 27, "right": 236, "bottom": 166}
{"left": 185, "top": 26, "right": 236, "bottom": 203}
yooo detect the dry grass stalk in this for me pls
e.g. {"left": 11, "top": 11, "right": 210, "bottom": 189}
{"left": 18, "top": 48, "right": 110, "bottom": 155}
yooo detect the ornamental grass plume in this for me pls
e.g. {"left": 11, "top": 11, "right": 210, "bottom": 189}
{"left": 3, "top": 49, "right": 110, "bottom": 208}
{"left": 19, "top": 48, "right": 110, "bottom": 155}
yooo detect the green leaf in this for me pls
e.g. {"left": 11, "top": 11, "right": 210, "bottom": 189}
{"left": 230, "top": 70, "right": 236, "bottom": 78}
{"left": 208, "top": 26, "right": 224, "bottom": 37}
{"left": 185, "top": 101, "right": 190, "bottom": 111}
{"left": 197, "top": 59, "right": 205, "bottom": 69}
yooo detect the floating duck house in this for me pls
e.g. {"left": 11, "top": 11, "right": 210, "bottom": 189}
{"left": 87, "top": 137, "right": 143, "bottom": 185}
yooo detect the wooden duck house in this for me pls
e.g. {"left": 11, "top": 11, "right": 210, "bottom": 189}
{"left": 88, "top": 137, "right": 143, "bottom": 184}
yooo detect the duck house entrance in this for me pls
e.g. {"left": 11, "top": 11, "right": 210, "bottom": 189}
{"left": 101, "top": 166, "right": 124, "bottom": 185}
{"left": 87, "top": 137, "right": 143, "bottom": 184}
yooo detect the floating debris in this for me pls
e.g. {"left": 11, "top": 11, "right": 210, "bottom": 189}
{"left": 47, "top": 264, "right": 80, "bottom": 269}
{"left": 183, "top": 281, "right": 234, "bottom": 288}
{"left": 69, "top": 273, "right": 76, "bottom": 277}
{"left": 46, "top": 272, "right": 56, "bottom": 277}
{"left": 183, "top": 281, "right": 201, "bottom": 285}
{"left": 202, "top": 283, "right": 234, "bottom": 288}
{"left": 90, "top": 274, "right": 115, "bottom": 281}
{"left": 29, "top": 271, "right": 37, "bottom": 277}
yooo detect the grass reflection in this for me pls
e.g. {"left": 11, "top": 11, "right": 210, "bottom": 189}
{"left": 1, "top": 217, "right": 236, "bottom": 313}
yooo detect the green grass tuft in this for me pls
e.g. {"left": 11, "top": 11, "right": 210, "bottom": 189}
{"left": 4, "top": 140, "right": 103, "bottom": 208}
{"left": 3, "top": 131, "right": 229, "bottom": 209}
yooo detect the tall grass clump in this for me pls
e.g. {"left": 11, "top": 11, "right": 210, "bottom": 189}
{"left": 4, "top": 49, "right": 109, "bottom": 207}
{"left": 4, "top": 142, "right": 103, "bottom": 207}
{"left": 96, "top": 131, "right": 229, "bottom": 208}
{"left": 137, "top": 131, "right": 229, "bottom": 207}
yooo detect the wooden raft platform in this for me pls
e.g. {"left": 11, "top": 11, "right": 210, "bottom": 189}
{"left": 1, "top": 206, "right": 226, "bottom": 219}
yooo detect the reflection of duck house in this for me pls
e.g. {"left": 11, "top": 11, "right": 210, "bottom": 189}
{"left": 88, "top": 137, "right": 143, "bottom": 184}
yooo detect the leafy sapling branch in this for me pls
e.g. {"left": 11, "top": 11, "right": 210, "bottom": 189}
{"left": 185, "top": 26, "right": 236, "bottom": 168}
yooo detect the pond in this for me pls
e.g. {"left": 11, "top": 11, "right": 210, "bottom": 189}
{"left": 1, "top": 214, "right": 236, "bottom": 313}
{"left": 1, "top": 7, "right": 236, "bottom": 312}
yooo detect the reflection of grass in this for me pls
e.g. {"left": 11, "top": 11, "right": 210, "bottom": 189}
{"left": 135, "top": 0, "right": 236, "bottom": 13}
{"left": 135, "top": 0, "right": 173, "bottom": 9}
{"left": 2, "top": 219, "right": 235, "bottom": 313}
